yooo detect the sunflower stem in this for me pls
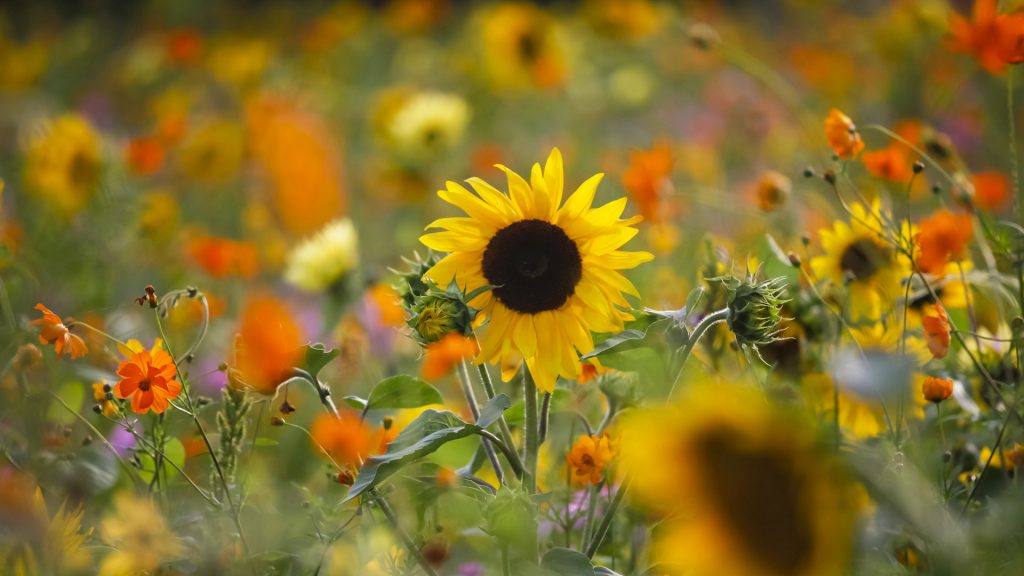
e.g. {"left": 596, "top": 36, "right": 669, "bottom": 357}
{"left": 539, "top": 392, "right": 551, "bottom": 444}
{"left": 476, "top": 359, "right": 523, "bottom": 473}
{"left": 370, "top": 489, "right": 439, "bottom": 576}
{"left": 668, "top": 308, "right": 730, "bottom": 398}
{"left": 456, "top": 360, "right": 505, "bottom": 484}
{"left": 523, "top": 364, "right": 539, "bottom": 494}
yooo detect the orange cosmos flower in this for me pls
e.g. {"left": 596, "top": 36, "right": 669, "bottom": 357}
{"left": 114, "top": 340, "right": 181, "bottom": 415}
{"left": 622, "top": 141, "right": 674, "bottom": 223}
{"left": 367, "top": 283, "right": 406, "bottom": 328}
{"left": 31, "top": 304, "right": 87, "bottom": 359}
{"left": 311, "top": 412, "right": 381, "bottom": 469}
{"left": 972, "top": 171, "right": 1011, "bottom": 212}
{"left": 823, "top": 108, "right": 864, "bottom": 160}
{"left": 232, "top": 295, "right": 302, "bottom": 395}
{"left": 186, "top": 232, "right": 260, "bottom": 279}
{"left": 922, "top": 376, "right": 954, "bottom": 404}
{"left": 949, "top": 0, "right": 1024, "bottom": 73}
{"left": 126, "top": 136, "right": 165, "bottom": 176}
{"left": 753, "top": 170, "right": 791, "bottom": 212}
{"left": 420, "top": 333, "right": 477, "bottom": 381}
{"left": 921, "top": 304, "right": 951, "bottom": 360}
{"left": 566, "top": 434, "right": 616, "bottom": 485}
{"left": 862, "top": 146, "right": 912, "bottom": 182}
{"left": 915, "top": 209, "right": 973, "bottom": 274}
{"left": 165, "top": 28, "right": 203, "bottom": 65}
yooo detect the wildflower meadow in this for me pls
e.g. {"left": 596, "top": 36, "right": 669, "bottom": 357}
{"left": 5, "top": 1, "right": 1024, "bottom": 575}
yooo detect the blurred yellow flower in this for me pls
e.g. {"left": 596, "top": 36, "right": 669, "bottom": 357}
{"left": 0, "top": 36, "right": 47, "bottom": 90}
{"left": 98, "top": 493, "right": 184, "bottom": 576}
{"left": 176, "top": 118, "right": 245, "bottom": 185}
{"left": 620, "top": 382, "right": 857, "bottom": 576}
{"left": 478, "top": 2, "right": 566, "bottom": 89}
{"left": 23, "top": 114, "right": 102, "bottom": 216}
{"left": 810, "top": 201, "right": 910, "bottom": 320}
{"left": 284, "top": 218, "right": 359, "bottom": 292}
{"left": 387, "top": 91, "right": 470, "bottom": 158}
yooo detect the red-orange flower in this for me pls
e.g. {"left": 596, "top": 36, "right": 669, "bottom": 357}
{"left": 862, "top": 146, "right": 912, "bottom": 182}
{"left": 126, "top": 136, "right": 165, "bottom": 176}
{"left": 921, "top": 304, "right": 951, "bottom": 360}
{"left": 622, "top": 141, "right": 674, "bottom": 223}
{"left": 972, "top": 171, "right": 1011, "bottom": 212}
{"left": 114, "top": 340, "right": 181, "bottom": 414}
{"left": 922, "top": 376, "right": 954, "bottom": 404}
{"left": 566, "top": 434, "right": 616, "bottom": 485}
{"left": 186, "top": 232, "right": 260, "bottom": 279}
{"left": 949, "top": 0, "right": 1024, "bottom": 73}
{"left": 421, "top": 333, "right": 477, "bottom": 381}
{"left": 824, "top": 108, "right": 864, "bottom": 160}
{"left": 31, "top": 304, "right": 87, "bottom": 359}
{"left": 311, "top": 412, "right": 381, "bottom": 469}
{"left": 915, "top": 209, "right": 973, "bottom": 274}
{"left": 232, "top": 295, "right": 302, "bottom": 395}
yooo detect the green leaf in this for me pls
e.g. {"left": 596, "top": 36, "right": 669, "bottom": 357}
{"left": 485, "top": 488, "right": 537, "bottom": 557}
{"left": 477, "top": 394, "right": 511, "bottom": 427}
{"left": 301, "top": 343, "right": 339, "bottom": 378}
{"left": 47, "top": 381, "right": 85, "bottom": 424}
{"left": 343, "top": 395, "right": 367, "bottom": 410}
{"left": 137, "top": 437, "right": 185, "bottom": 485}
{"left": 581, "top": 317, "right": 670, "bottom": 361}
{"left": 593, "top": 568, "right": 625, "bottom": 576}
{"left": 366, "top": 375, "right": 443, "bottom": 411}
{"left": 541, "top": 548, "right": 593, "bottom": 575}
{"left": 345, "top": 408, "right": 495, "bottom": 501}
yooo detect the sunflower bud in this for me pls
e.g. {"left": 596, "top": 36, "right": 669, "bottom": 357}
{"left": 716, "top": 274, "right": 789, "bottom": 350}
{"left": 393, "top": 251, "right": 442, "bottom": 312}
{"left": 407, "top": 280, "right": 483, "bottom": 345}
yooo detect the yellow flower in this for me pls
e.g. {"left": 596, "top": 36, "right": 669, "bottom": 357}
{"left": 284, "top": 218, "right": 359, "bottom": 292}
{"left": 420, "top": 148, "right": 652, "bottom": 392}
{"left": 92, "top": 382, "right": 119, "bottom": 417}
{"left": 478, "top": 2, "right": 566, "bottom": 89}
{"left": 620, "top": 382, "right": 857, "bottom": 576}
{"left": 176, "top": 117, "right": 245, "bottom": 185}
{"left": 566, "top": 434, "right": 616, "bottom": 485}
{"left": 810, "top": 201, "right": 911, "bottom": 320}
{"left": 23, "top": 114, "right": 102, "bottom": 216}
{"left": 98, "top": 492, "right": 184, "bottom": 576}
{"left": 387, "top": 91, "right": 470, "bottom": 158}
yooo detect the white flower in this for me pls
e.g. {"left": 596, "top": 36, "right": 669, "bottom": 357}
{"left": 284, "top": 218, "right": 359, "bottom": 292}
{"left": 388, "top": 91, "right": 470, "bottom": 157}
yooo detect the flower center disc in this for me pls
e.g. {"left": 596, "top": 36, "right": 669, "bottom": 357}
{"left": 839, "top": 238, "right": 889, "bottom": 281}
{"left": 482, "top": 219, "right": 582, "bottom": 314}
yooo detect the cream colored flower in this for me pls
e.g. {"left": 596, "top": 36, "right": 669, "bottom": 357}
{"left": 388, "top": 91, "right": 470, "bottom": 157}
{"left": 284, "top": 218, "right": 359, "bottom": 291}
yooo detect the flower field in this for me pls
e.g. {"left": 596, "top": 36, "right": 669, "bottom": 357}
{"left": 4, "top": 1, "right": 1024, "bottom": 574}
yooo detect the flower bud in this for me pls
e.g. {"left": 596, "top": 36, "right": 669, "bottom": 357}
{"left": 716, "top": 274, "right": 789, "bottom": 351}
{"left": 922, "top": 376, "right": 953, "bottom": 404}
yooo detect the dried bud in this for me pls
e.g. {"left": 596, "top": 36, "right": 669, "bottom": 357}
{"left": 802, "top": 166, "right": 816, "bottom": 178}
{"left": 383, "top": 416, "right": 394, "bottom": 430}
{"left": 336, "top": 470, "right": 355, "bottom": 486}
{"left": 279, "top": 400, "right": 296, "bottom": 415}
{"left": 912, "top": 161, "right": 925, "bottom": 174}
{"left": 420, "top": 536, "right": 449, "bottom": 568}
{"left": 787, "top": 252, "right": 801, "bottom": 267}
{"left": 270, "top": 416, "right": 286, "bottom": 427}
{"left": 823, "top": 170, "right": 837, "bottom": 185}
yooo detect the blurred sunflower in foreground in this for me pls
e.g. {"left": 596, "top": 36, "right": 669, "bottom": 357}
{"left": 98, "top": 492, "right": 184, "bottom": 575}
{"left": 621, "top": 383, "right": 858, "bottom": 576}
{"left": 23, "top": 115, "right": 102, "bottom": 216}
{"left": 420, "top": 148, "right": 652, "bottom": 391}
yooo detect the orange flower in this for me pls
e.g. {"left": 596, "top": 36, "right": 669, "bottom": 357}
{"left": 186, "top": 232, "right": 260, "bottom": 279}
{"left": 922, "top": 376, "right": 954, "bottom": 404}
{"left": 421, "top": 333, "right": 477, "bottom": 381}
{"left": 126, "top": 136, "right": 165, "bottom": 176}
{"left": 566, "top": 434, "right": 616, "bottom": 485}
{"left": 367, "top": 283, "right": 405, "bottom": 328}
{"left": 752, "top": 170, "right": 791, "bottom": 212}
{"left": 823, "top": 108, "right": 864, "bottom": 160}
{"left": 949, "top": 0, "right": 1024, "bottom": 73}
{"left": 862, "top": 146, "right": 912, "bottom": 182}
{"left": 114, "top": 340, "right": 181, "bottom": 414}
{"left": 311, "top": 412, "right": 380, "bottom": 469}
{"left": 972, "top": 171, "right": 1011, "bottom": 212}
{"left": 232, "top": 295, "right": 302, "bottom": 395}
{"left": 921, "top": 304, "right": 951, "bottom": 360}
{"left": 31, "top": 304, "right": 87, "bottom": 359}
{"left": 622, "top": 141, "right": 673, "bottom": 223}
{"left": 915, "top": 209, "right": 973, "bottom": 274}
{"left": 165, "top": 28, "right": 203, "bottom": 65}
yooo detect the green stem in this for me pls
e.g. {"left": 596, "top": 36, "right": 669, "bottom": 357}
{"left": 371, "top": 489, "right": 439, "bottom": 576}
{"left": 1010, "top": 67, "right": 1021, "bottom": 229}
{"left": 523, "top": 365, "right": 539, "bottom": 494}
{"left": 668, "top": 308, "right": 730, "bottom": 398}
{"left": 456, "top": 360, "right": 505, "bottom": 484}
{"left": 478, "top": 430, "right": 524, "bottom": 479}
{"left": 476, "top": 363, "right": 521, "bottom": 472}
{"left": 584, "top": 476, "right": 631, "bottom": 559}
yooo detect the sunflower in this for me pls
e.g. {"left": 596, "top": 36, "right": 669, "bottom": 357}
{"left": 420, "top": 148, "right": 652, "bottom": 392}
{"left": 620, "top": 382, "right": 858, "bottom": 576}
{"left": 810, "top": 200, "right": 911, "bottom": 320}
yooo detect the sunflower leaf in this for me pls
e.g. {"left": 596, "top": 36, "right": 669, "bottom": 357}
{"left": 345, "top": 406, "right": 508, "bottom": 502}
{"left": 540, "top": 548, "right": 594, "bottom": 575}
{"left": 581, "top": 316, "right": 670, "bottom": 361}
{"left": 365, "top": 375, "right": 443, "bottom": 411}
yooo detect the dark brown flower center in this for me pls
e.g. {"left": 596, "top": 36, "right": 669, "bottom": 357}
{"left": 839, "top": 238, "right": 890, "bottom": 281}
{"left": 482, "top": 219, "right": 582, "bottom": 314}
{"left": 693, "top": 427, "right": 816, "bottom": 574}
{"left": 138, "top": 379, "right": 152, "bottom": 392}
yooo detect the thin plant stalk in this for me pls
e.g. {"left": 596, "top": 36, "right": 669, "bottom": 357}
{"left": 456, "top": 360, "right": 505, "bottom": 484}
{"left": 371, "top": 489, "right": 439, "bottom": 576}
{"left": 523, "top": 364, "right": 539, "bottom": 494}
{"left": 475, "top": 362, "right": 521, "bottom": 472}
